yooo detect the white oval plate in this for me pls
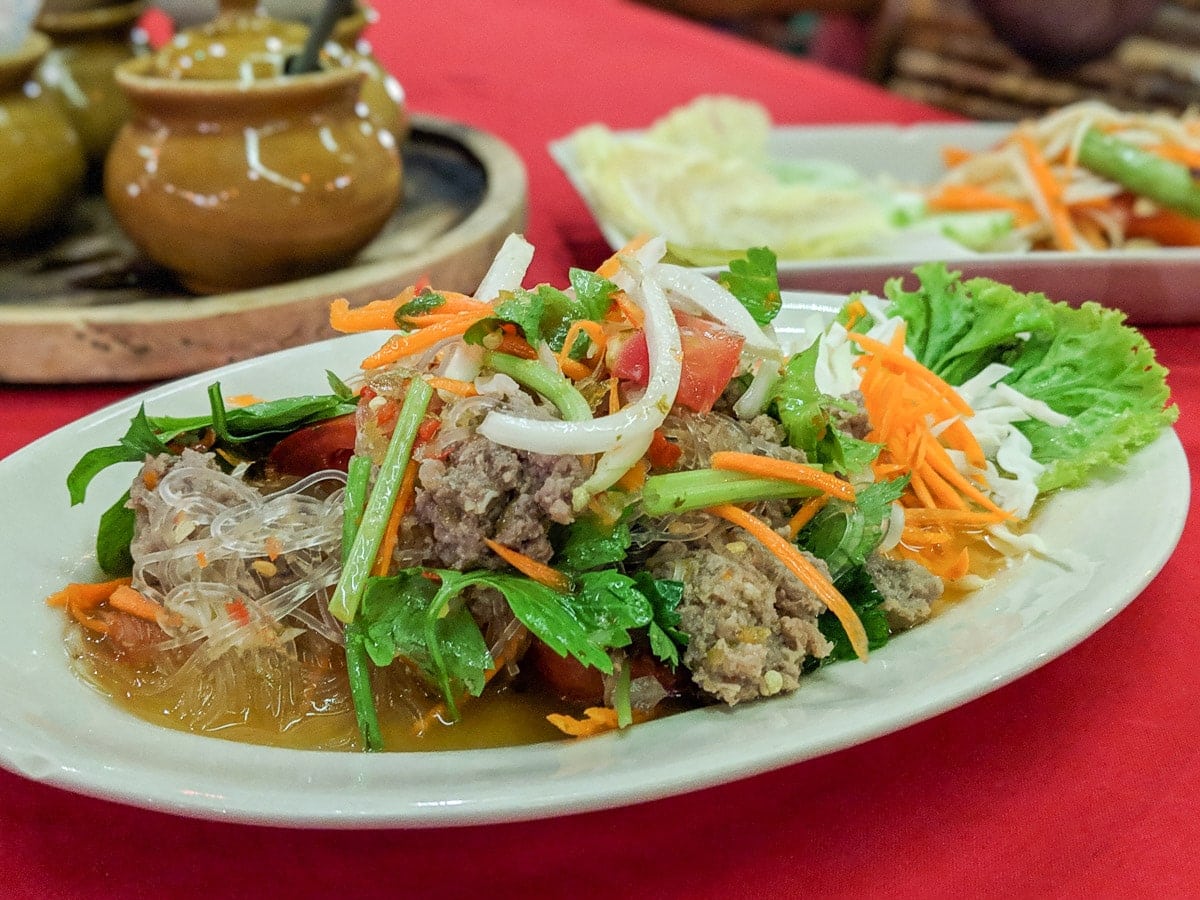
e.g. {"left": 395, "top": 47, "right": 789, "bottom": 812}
{"left": 0, "top": 297, "right": 1188, "bottom": 827}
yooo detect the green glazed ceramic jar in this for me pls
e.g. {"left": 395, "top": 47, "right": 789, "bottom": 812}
{"left": 104, "top": 55, "right": 402, "bottom": 294}
{"left": 35, "top": 0, "right": 146, "bottom": 170}
{"left": 0, "top": 32, "right": 87, "bottom": 242}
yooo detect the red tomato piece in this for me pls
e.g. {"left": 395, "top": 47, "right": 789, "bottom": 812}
{"left": 611, "top": 311, "right": 744, "bottom": 414}
{"left": 267, "top": 413, "right": 357, "bottom": 476}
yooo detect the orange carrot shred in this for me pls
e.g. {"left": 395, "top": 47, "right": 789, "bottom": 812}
{"left": 708, "top": 503, "right": 868, "bottom": 660}
{"left": 710, "top": 451, "right": 856, "bottom": 501}
{"left": 264, "top": 536, "right": 283, "bottom": 562}
{"left": 108, "top": 584, "right": 173, "bottom": 624}
{"left": 484, "top": 539, "right": 573, "bottom": 592}
{"left": 361, "top": 309, "right": 490, "bottom": 370}
{"left": 787, "top": 494, "right": 831, "bottom": 540}
{"left": 373, "top": 460, "right": 418, "bottom": 577}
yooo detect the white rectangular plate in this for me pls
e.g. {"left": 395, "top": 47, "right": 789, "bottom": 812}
{"left": 551, "top": 122, "right": 1200, "bottom": 325}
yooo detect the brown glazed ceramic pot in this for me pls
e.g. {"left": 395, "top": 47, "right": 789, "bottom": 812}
{"left": 35, "top": 0, "right": 146, "bottom": 169}
{"left": 0, "top": 32, "right": 87, "bottom": 242}
{"left": 104, "top": 56, "right": 402, "bottom": 294}
{"left": 328, "top": 4, "right": 408, "bottom": 143}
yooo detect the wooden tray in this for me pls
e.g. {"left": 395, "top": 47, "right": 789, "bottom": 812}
{"left": 0, "top": 114, "right": 528, "bottom": 383}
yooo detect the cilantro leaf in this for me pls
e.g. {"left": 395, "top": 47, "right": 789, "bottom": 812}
{"left": 634, "top": 572, "right": 687, "bottom": 667}
{"left": 396, "top": 288, "right": 448, "bottom": 319}
{"left": 553, "top": 513, "right": 632, "bottom": 572}
{"left": 717, "top": 247, "right": 782, "bottom": 325}
{"left": 810, "top": 564, "right": 891, "bottom": 665}
{"left": 359, "top": 572, "right": 492, "bottom": 709}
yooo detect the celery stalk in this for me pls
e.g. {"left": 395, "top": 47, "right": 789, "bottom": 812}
{"left": 340, "top": 455, "right": 383, "bottom": 752}
{"left": 329, "top": 378, "right": 433, "bottom": 623}
{"left": 483, "top": 351, "right": 592, "bottom": 421}
{"left": 642, "top": 468, "right": 817, "bottom": 517}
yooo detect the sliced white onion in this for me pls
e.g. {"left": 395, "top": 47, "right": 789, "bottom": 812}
{"left": 651, "top": 263, "right": 778, "bottom": 355}
{"left": 474, "top": 233, "right": 534, "bottom": 302}
{"left": 477, "top": 244, "right": 683, "bottom": 509}
{"left": 732, "top": 358, "right": 781, "bottom": 419}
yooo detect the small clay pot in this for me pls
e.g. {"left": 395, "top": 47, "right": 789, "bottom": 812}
{"left": 104, "top": 56, "right": 402, "bottom": 294}
{"left": 0, "top": 32, "right": 86, "bottom": 242}
{"left": 35, "top": 0, "right": 146, "bottom": 169}
{"left": 327, "top": 4, "right": 408, "bottom": 143}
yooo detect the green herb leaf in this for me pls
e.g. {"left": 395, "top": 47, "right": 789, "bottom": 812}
{"left": 717, "top": 247, "right": 782, "bottom": 325}
{"left": 553, "top": 513, "right": 632, "bottom": 572}
{"left": 812, "top": 564, "right": 891, "bottom": 664}
{"left": 95, "top": 489, "right": 135, "bottom": 577}
{"left": 493, "top": 289, "right": 546, "bottom": 345}
{"left": 396, "top": 288, "right": 448, "bottom": 319}
{"left": 327, "top": 370, "right": 355, "bottom": 401}
{"left": 67, "top": 406, "right": 169, "bottom": 505}
{"left": 634, "top": 572, "right": 687, "bottom": 667}
{"left": 359, "top": 572, "right": 492, "bottom": 703}
{"left": 797, "top": 477, "right": 908, "bottom": 582}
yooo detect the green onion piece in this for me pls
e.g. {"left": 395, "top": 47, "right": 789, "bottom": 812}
{"left": 340, "top": 455, "right": 383, "bottom": 752}
{"left": 329, "top": 378, "right": 433, "bottom": 623}
{"left": 613, "top": 658, "right": 632, "bottom": 729}
{"left": 483, "top": 351, "right": 593, "bottom": 421}
{"left": 641, "top": 469, "right": 818, "bottom": 517}
{"left": 1079, "top": 127, "right": 1200, "bottom": 218}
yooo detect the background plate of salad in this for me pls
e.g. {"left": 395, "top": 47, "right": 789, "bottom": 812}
{"left": 0, "top": 291, "right": 1187, "bottom": 828}
{"left": 552, "top": 96, "right": 1200, "bottom": 324}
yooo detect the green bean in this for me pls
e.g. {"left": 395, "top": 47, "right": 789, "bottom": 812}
{"left": 1079, "top": 127, "right": 1200, "bottom": 218}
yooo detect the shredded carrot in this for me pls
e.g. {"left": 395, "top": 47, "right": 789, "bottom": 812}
{"left": 329, "top": 288, "right": 416, "bottom": 333}
{"left": 611, "top": 291, "right": 645, "bottom": 329}
{"left": 195, "top": 550, "right": 208, "bottom": 569}
{"left": 108, "top": 584, "right": 173, "bottom": 624}
{"left": 1015, "top": 131, "right": 1078, "bottom": 251}
{"left": 787, "top": 494, "right": 831, "bottom": 540}
{"left": 846, "top": 332, "right": 973, "bottom": 417}
{"left": 710, "top": 451, "right": 856, "bottom": 502}
{"left": 614, "top": 459, "right": 648, "bottom": 493}
{"left": 373, "top": 461, "right": 418, "bottom": 577}
{"left": 361, "top": 309, "right": 491, "bottom": 370}
{"left": 559, "top": 357, "right": 592, "bottom": 381}
{"left": 707, "top": 503, "right": 869, "bottom": 660}
{"left": 849, "top": 325, "right": 1019, "bottom": 579}
{"left": 264, "top": 536, "right": 283, "bottom": 562}
{"left": 1127, "top": 208, "right": 1200, "bottom": 246}
{"left": 484, "top": 539, "right": 573, "bottom": 592}
{"left": 425, "top": 376, "right": 478, "bottom": 397}
{"left": 843, "top": 299, "right": 868, "bottom": 330}
{"left": 547, "top": 706, "right": 620, "bottom": 738}
{"left": 595, "top": 234, "right": 651, "bottom": 279}
{"left": 927, "top": 184, "right": 1039, "bottom": 227}
{"left": 558, "top": 319, "right": 608, "bottom": 368}
{"left": 225, "top": 394, "right": 264, "bottom": 408}
{"left": 941, "top": 145, "right": 975, "bottom": 167}
{"left": 492, "top": 331, "right": 539, "bottom": 360}
{"left": 68, "top": 601, "right": 110, "bottom": 634}
{"left": 46, "top": 576, "right": 132, "bottom": 609}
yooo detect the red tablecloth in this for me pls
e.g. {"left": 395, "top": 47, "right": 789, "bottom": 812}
{"left": 2, "top": 2, "right": 1197, "bottom": 896}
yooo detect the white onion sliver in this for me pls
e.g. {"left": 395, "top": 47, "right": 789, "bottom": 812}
{"left": 652, "top": 263, "right": 778, "bottom": 355}
{"left": 473, "top": 233, "right": 534, "bottom": 301}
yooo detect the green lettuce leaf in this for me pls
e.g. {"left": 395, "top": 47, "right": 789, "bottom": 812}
{"left": 884, "top": 264, "right": 1177, "bottom": 492}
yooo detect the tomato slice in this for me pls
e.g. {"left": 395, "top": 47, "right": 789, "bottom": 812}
{"left": 611, "top": 311, "right": 745, "bottom": 414}
{"left": 267, "top": 413, "right": 357, "bottom": 476}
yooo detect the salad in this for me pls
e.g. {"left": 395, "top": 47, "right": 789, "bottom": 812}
{"left": 556, "top": 96, "right": 1200, "bottom": 263}
{"left": 49, "top": 235, "right": 1176, "bottom": 751}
